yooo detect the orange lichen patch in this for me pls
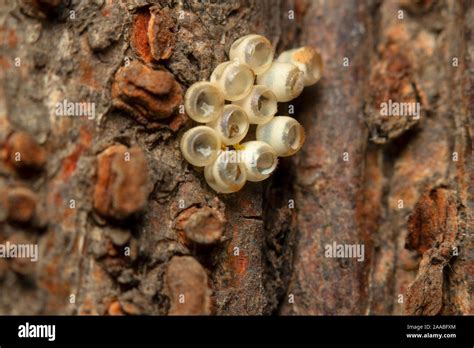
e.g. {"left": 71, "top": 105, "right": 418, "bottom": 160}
{"left": 225, "top": 227, "right": 248, "bottom": 286}
{"left": 111, "top": 61, "right": 183, "bottom": 124}
{"left": 165, "top": 256, "right": 212, "bottom": 315}
{"left": 93, "top": 144, "right": 149, "bottom": 220}
{"left": 130, "top": 8, "right": 153, "bottom": 63}
{"left": 60, "top": 126, "right": 93, "bottom": 180}
{"left": 61, "top": 148, "right": 81, "bottom": 179}
{"left": 230, "top": 246, "right": 248, "bottom": 277}
{"left": 101, "top": 2, "right": 111, "bottom": 17}
{"left": 148, "top": 6, "right": 176, "bottom": 61}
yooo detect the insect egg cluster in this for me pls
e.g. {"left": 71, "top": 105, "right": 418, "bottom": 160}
{"left": 180, "top": 34, "right": 323, "bottom": 193}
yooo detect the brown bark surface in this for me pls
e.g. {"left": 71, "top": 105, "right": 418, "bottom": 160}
{"left": 0, "top": 0, "right": 471, "bottom": 316}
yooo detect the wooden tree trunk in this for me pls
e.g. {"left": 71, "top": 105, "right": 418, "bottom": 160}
{"left": 0, "top": 0, "right": 471, "bottom": 316}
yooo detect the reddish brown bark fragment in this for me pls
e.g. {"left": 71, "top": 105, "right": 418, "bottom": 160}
{"left": 111, "top": 61, "right": 183, "bottom": 124}
{"left": 5, "top": 131, "right": 46, "bottom": 171}
{"left": 405, "top": 249, "right": 446, "bottom": 315}
{"left": 407, "top": 188, "right": 450, "bottom": 254}
{"left": 130, "top": 9, "right": 153, "bottom": 63}
{"left": 179, "top": 206, "right": 225, "bottom": 245}
{"left": 148, "top": 6, "right": 176, "bottom": 61}
{"left": 165, "top": 256, "right": 212, "bottom": 315}
{"left": 93, "top": 144, "right": 149, "bottom": 220}
{"left": 107, "top": 300, "right": 124, "bottom": 316}
{"left": 7, "top": 186, "right": 38, "bottom": 224}
{"left": 405, "top": 188, "right": 459, "bottom": 315}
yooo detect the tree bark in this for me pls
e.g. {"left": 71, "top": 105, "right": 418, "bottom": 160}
{"left": 0, "top": 0, "right": 471, "bottom": 316}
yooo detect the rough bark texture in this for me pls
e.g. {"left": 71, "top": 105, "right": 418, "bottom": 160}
{"left": 0, "top": 0, "right": 471, "bottom": 316}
